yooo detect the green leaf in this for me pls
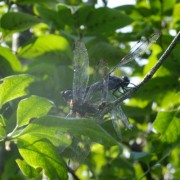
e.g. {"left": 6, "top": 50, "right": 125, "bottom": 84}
{"left": 17, "top": 137, "right": 68, "bottom": 179}
{"left": 74, "top": 5, "right": 94, "bottom": 28}
{"left": 57, "top": 4, "right": 74, "bottom": 27}
{"left": 163, "top": 0, "right": 176, "bottom": 13}
{"left": 0, "top": 74, "right": 34, "bottom": 107}
{"left": 37, "top": 6, "right": 63, "bottom": 29}
{"left": 37, "top": 4, "right": 74, "bottom": 29}
{"left": 80, "top": 7, "right": 133, "bottom": 34}
{"left": 88, "top": 40, "right": 122, "bottom": 65}
{"left": 173, "top": 3, "right": 180, "bottom": 25}
{"left": 19, "top": 115, "right": 117, "bottom": 147}
{"left": 16, "top": 159, "right": 41, "bottom": 178}
{"left": 0, "top": 114, "right": 6, "bottom": 126}
{"left": 1, "top": 12, "right": 40, "bottom": 33}
{"left": 153, "top": 111, "right": 180, "bottom": 144}
{"left": 0, "top": 46, "right": 22, "bottom": 73}
{"left": 17, "top": 95, "right": 54, "bottom": 128}
{"left": 0, "top": 126, "right": 6, "bottom": 139}
{"left": 18, "top": 34, "right": 72, "bottom": 61}
{"left": 149, "top": 0, "right": 161, "bottom": 13}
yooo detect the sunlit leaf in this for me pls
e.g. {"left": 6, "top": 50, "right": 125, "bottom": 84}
{"left": 173, "top": 3, "right": 180, "bottom": 26}
{"left": 163, "top": 0, "right": 176, "bottom": 13}
{"left": 0, "top": 114, "right": 6, "bottom": 126}
{"left": 17, "top": 136, "right": 68, "bottom": 179}
{"left": 153, "top": 111, "right": 180, "bottom": 144}
{"left": 0, "top": 126, "right": 6, "bottom": 138}
{"left": 17, "top": 95, "right": 54, "bottom": 127}
{"left": 0, "top": 74, "right": 34, "bottom": 107}
{"left": 16, "top": 159, "right": 41, "bottom": 178}
{"left": 18, "top": 34, "right": 72, "bottom": 62}
{"left": 0, "top": 46, "right": 22, "bottom": 73}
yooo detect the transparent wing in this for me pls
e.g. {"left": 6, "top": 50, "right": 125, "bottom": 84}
{"left": 101, "top": 61, "right": 109, "bottom": 101}
{"left": 109, "top": 32, "right": 160, "bottom": 74}
{"left": 73, "top": 40, "right": 89, "bottom": 102}
{"left": 85, "top": 60, "right": 109, "bottom": 102}
{"left": 56, "top": 130, "right": 90, "bottom": 170}
{"left": 111, "top": 105, "right": 132, "bottom": 139}
{"left": 63, "top": 135, "right": 90, "bottom": 170}
{"left": 106, "top": 93, "right": 132, "bottom": 139}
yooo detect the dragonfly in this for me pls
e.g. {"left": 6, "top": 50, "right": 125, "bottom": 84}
{"left": 61, "top": 32, "right": 160, "bottom": 138}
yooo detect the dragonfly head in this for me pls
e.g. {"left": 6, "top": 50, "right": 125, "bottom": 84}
{"left": 122, "top": 76, "right": 130, "bottom": 87}
{"left": 61, "top": 90, "right": 73, "bottom": 102}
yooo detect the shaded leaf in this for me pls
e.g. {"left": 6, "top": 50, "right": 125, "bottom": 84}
{"left": 88, "top": 40, "right": 122, "bottom": 66}
{"left": 37, "top": 1, "right": 74, "bottom": 29}
{"left": 19, "top": 115, "right": 118, "bottom": 147}
{"left": 75, "top": 6, "right": 133, "bottom": 34}
{"left": 163, "top": 0, "right": 176, "bottom": 13}
{"left": 1, "top": 12, "right": 40, "bottom": 33}
{"left": 57, "top": 4, "right": 74, "bottom": 27}
{"left": 98, "top": 157, "right": 134, "bottom": 179}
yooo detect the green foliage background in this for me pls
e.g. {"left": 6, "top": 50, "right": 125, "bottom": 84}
{"left": 0, "top": 0, "right": 179, "bottom": 179}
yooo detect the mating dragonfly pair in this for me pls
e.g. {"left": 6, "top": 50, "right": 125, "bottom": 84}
{"left": 61, "top": 33, "right": 160, "bottom": 138}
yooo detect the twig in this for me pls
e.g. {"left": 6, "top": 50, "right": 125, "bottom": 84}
{"left": 138, "top": 151, "right": 170, "bottom": 180}
{"left": 67, "top": 166, "right": 80, "bottom": 180}
{"left": 99, "top": 31, "right": 180, "bottom": 119}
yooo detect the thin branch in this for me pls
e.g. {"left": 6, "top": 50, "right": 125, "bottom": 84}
{"left": 138, "top": 151, "right": 170, "bottom": 180}
{"left": 98, "top": 31, "right": 180, "bottom": 119}
{"left": 67, "top": 166, "right": 80, "bottom": 180}
{"left": 136, "top": 30, "right": 180, "bottom": 89}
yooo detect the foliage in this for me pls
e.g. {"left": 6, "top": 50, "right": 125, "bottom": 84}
{"left": 0, "top": 0, "right": 179, "bottom": 179}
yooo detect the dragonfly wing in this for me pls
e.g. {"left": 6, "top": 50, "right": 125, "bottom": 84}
{"left": 101, "top": 61, "right": 109, "bottom": 101}
{"left": 109, "top": 32, "right": 160, "bottom": 73}
{"left": 85, "top": 60, "right": 109, "bottom": 102}
{"left": 111, "top": 105, "right": 132, "bottom": 139}
{"left": 73, "top": 40, "right": 89, "bottom": 102}
{"left": 111, "top": 106, "right": 122, "bottom": 139}
{"left": 65, "top": 135, "right": 90, "bottom": 170}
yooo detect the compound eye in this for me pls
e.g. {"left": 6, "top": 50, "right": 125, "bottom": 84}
{"left": 122, "top": 76, "right": 128, "bottom": 81}
{"left": 61, "top": 90, "right": 73, "bottom": 101}
{"left": 122, "top": 76, "right": 130, "bottom": 86}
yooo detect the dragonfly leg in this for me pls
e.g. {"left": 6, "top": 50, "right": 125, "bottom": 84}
{"left": 112, "top": 88, "right": 119, "bottom": 98}
{"left": 112, "top": 87, "right": 127, "bottom": 97}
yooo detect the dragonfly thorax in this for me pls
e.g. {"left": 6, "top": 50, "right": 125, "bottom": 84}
{"left": 108, "top": 75, "right": 130, "bottom": 91}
